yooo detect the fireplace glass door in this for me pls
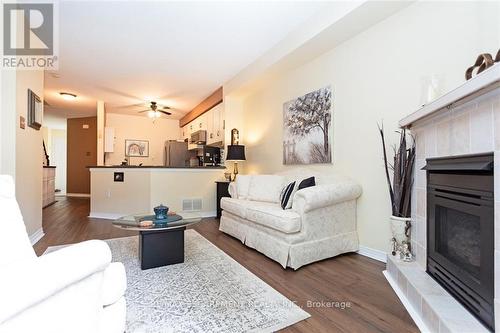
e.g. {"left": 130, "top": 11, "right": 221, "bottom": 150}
{"left": 436, "top": 203, "right": 481, "bottom": 279}
{"left": 429, "top": 192, "right": 492, "bottom": 296}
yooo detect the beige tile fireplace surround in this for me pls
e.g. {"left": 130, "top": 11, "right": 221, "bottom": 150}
{"left": 385, "top": 66, "right": 500, "bottom": 333}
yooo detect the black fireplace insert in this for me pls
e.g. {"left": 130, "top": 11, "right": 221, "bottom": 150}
{"left": 425, "top": 153, "right": 494, "bottom": 331}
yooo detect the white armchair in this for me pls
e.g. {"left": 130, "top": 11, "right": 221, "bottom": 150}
{"left": 0, "top": 175, "right": 127, "bottom": 333}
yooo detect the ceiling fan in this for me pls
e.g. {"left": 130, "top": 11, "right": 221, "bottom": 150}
{"left": 138, "top": 101, "right": 172, "bottom": 118}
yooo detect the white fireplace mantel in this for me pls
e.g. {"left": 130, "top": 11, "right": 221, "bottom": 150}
{"left": 386, "top": 64, "right": 500, "bottom": 332}
{"left": 400, "top": 65, "right": 500, "bottom": 128}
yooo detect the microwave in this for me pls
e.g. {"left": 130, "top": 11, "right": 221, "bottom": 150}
{"left": 191, "top": 130, "right": 207, "bottom": 145}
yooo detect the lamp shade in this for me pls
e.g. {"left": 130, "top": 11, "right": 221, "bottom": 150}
{"left": 226, "top": 145, "right": 246, "bottom": 161}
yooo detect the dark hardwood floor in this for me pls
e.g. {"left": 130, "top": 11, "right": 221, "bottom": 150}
{"left": 35, "top": 197, "right": 418, "bottom": 333}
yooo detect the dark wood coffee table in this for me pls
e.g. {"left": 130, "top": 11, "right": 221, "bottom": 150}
{"left": 113, "top": 213, "right": 201, "bottom": 270}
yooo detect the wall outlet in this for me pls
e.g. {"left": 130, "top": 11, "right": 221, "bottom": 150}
{"left": 106, "top": 189, "right": 111, "bottom": 198}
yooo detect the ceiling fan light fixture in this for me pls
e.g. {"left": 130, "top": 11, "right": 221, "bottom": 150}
{"left": 147, "top": 110, "right": 156, "bottom": 118}
{"left": 59, "top": 92, "right": 77, "bottom": 101}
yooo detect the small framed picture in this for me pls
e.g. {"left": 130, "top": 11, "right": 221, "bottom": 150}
{"left": 114, "top": 172, "right": 124, "bottom": 182}
{"left": 27, "top": 89, "right": 42, "bottom": 130}
{"left": 125, "top": 139, "right": 149, "bottom": 157}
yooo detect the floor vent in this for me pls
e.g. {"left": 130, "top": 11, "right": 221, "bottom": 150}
{"left": 182, "top": 198, "right": 203, "bottom": 211}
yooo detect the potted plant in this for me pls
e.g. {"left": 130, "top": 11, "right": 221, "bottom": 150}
{"left": 378, "top": 124, "right": 415, "bottom": 260}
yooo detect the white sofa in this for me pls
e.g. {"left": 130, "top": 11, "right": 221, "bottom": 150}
{"left": 219, "top": 169, "right": 362, "bottom": 269}
{"left": 0, "top": 175, "right": 127, "bottom": 333}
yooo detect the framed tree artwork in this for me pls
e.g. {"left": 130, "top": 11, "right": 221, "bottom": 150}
{"left": 283, "top": 86, "right": 332, "bottom": 165}
{"left": 27, "top": 89, "right": 43, "bottom": 130}
{"left": 125, "top": 139, "right": 149, "bottom": 157}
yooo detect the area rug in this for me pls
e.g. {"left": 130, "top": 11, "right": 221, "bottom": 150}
{"left": 46, "top": 230, "right": 310, "bottom": 332}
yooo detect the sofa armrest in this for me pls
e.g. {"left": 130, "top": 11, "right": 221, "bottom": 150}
{"left": 228, "top": 182, "right": 238, "bottom": 198}
{"left": 292, "top": 181, "right": 362, "bottom": 214}
{"left": 0, "top": 240, "right": 112, "bottom": 323}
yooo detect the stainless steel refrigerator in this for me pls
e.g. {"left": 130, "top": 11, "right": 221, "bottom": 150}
{"left": 164, "top": 140, "right": 189, "bottom": 167}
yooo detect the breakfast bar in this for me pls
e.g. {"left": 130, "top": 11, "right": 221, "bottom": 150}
{"left": 89, "top": 166, "right": 226, "bottom": 219}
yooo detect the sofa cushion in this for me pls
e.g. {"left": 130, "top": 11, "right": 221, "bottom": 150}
{"left": 247, "top": 175, "right": 285, "bottom": 203}
{"left": 235, "top": 175, "right": 252, "bottom": 199}
{"left": 221, "top": 197, "right": 276, "bottom": 219}
{"left": 246, "top": 204, "right": 301, "bottom": 234}
{"left": 220, "top": 197, "right": 249, "bottom": 218}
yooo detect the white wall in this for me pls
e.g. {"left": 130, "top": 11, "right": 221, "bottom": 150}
{"left": 104, "top": 113, "right": 181, "bottom": 166}
{"left": 90, "top": 168, "right": 224, "bottom": 217}
{"left": 238, "top": 1, "right": 500, "bottom": 252}
{"left": 15, "top": 70, "right": 44, "bottom": 236}
{"left": 97, "top": 101, "right": 105, "bottom": 166}
{"left": 1, "top": 70, "right": 17, "bottom": 176}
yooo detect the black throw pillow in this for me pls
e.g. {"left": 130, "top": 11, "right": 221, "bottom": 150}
{"left": 280, "top": 181, "right": 296, "bottom": 210}
{"left": 297, "top": 176, "right": 315, "bottom": 190}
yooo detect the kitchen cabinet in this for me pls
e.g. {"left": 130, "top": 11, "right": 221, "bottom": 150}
{"left": 180, "top": 102, "right": 225, "bottom": 146}
{"left": 207, "top": 103, "right": 224, "bottom": 146}
{"left": 180, "top": 124, "right": 188, "bottom": 141}
{"left": 180, "top": 123, "right": 193, "bottom": 142}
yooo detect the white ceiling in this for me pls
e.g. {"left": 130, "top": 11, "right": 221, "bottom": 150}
{"left": 44, "top": 1, "right": 328, "bottom": 119}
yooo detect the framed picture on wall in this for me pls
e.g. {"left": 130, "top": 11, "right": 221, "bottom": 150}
{"left": 125, "top": 139, "right": 149, "bottom": 157}
{"left": 27, "top": 89, "right": 43, "bottom": 130}
{"left": 283, "top": 86, "right": 332, "bottom": 165}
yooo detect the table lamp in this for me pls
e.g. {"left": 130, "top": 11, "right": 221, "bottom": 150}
{"left": 226, "top": 144, "right": 246, "bottom": 181}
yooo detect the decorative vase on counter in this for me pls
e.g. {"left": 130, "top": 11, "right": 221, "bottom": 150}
{"left": 154, "top": 204, "right": 169, "bottom": 220}
{"left": 390, "top": 216, "right": 413, "bottom": 262}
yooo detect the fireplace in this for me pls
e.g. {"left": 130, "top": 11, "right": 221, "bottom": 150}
{"left": 425, "top": 153, "right": 494, "bottom": 331}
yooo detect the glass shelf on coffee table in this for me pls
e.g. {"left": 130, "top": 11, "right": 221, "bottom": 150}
{"left": 113, "top": 212, "right": 202, "bottom": 270}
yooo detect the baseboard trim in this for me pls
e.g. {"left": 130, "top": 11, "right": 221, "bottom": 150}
{"left": 29, "top": 228, "right": 45, "bottom": 245}
{"left": 357, "top": 245, "right": 387, "bottom": 263}
{"left": 89, "top": 212, "right": 124, "bottom": 220}
{"left": 199, "top": 211, "right": 217, "bottom": 218}
{"left": 89, "top": 211, "right": 217, "bottom": 220}
{"left": 66, "top": 193, "right": 90, "bottom": 198}
{"left": 383, "top": 270, "right": 429, "bottom": 332}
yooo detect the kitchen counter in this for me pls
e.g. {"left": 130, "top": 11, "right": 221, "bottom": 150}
{"left": 89, "top": 166, "right": 227, "bottom": 219}
{"left": 87, "top": 165, "right": 226, "bottom": 169}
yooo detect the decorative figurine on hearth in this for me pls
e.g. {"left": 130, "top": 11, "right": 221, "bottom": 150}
{"left": 401, "top": 243, "right": 413, "bottom": 262}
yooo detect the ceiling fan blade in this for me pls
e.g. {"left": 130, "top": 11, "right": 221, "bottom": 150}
{"left": 116, "top": 103, "right": 149, "bottom": 109}
{"left": 162, "top": 106, "right": 171, "bottom": 110}
{"left": 138, "top": 110, "right": 150, "bottom": 113}
{"left": 159, "top": 110, "right": 172, "bottom": 116}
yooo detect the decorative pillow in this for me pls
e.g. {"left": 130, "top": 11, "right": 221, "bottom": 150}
{"left": 247, "top": 175, "right": 286, "bottom": 203}
{"left": 235, "top": 175, "right": 252, "bottom": 199}
{"left": 297, "top": 176, "right": 316, "bottom": 190}
{"left": 280, "top": 181, "right": 297, "bottom": 210}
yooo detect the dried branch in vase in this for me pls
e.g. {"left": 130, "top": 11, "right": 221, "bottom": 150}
{"left": 378, "top": 124, "right": 416, "bottom": 218}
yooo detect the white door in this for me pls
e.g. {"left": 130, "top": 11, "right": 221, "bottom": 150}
{"left": 51, "top": 132, "right": 67, "bottom": 195}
